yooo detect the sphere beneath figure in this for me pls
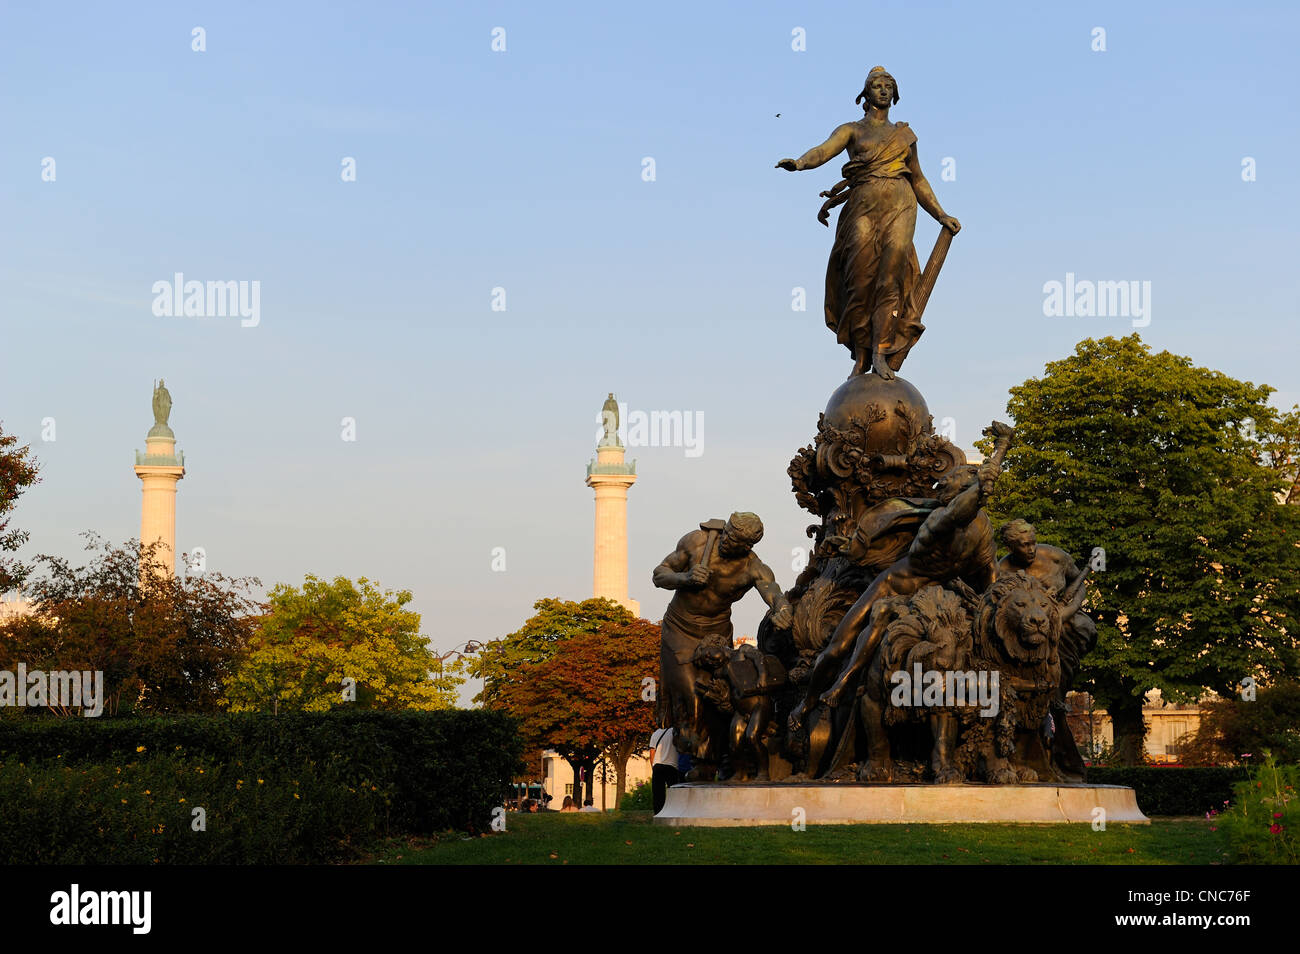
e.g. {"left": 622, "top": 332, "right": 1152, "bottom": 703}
{"left": 822, "top": 373, "right": 931, "bottom": 458}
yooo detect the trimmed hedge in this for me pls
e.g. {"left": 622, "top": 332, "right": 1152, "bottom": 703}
{"left": 0, "top": 751, "right": 383, "bottom": 864}
{"left": 1088, "top": 766, "right": 1250, "bottom": 816}
{"left": 0, "top": 710, "right": 523, "bottom": 863}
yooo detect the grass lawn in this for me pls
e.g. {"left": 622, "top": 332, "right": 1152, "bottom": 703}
{"left": 370, "top": 812, "right": 1230, "bottom": 865}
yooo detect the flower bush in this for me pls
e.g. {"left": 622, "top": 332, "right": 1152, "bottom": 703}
{"left": 1216, "top": 751, "right": 1298, "bottom": 864}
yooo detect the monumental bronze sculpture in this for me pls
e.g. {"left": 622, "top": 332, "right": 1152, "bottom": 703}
{"left": 652, "top": 66, "right": 1100, "bottom": 796}
{"left": 776, "top": 66, "right": 961, "bottom": 379}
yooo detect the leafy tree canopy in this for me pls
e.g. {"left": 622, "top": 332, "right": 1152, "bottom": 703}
{"left": 224, "top": 574, "right": 463, "bottom": 713}
{"left": 979, "top": 335, "right": 1300, "bottom": 759}
{"left": 468, "top": 597, "right": 636, "bottom": 709}
{"left": 496, "top": 618, "right": 659, "bottom": 754}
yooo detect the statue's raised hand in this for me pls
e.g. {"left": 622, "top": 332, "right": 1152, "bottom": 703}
{"left": 976, "top": 459, "right": 1002, "bottom": 496}
{"left": 984, "top": 420, "right": 1015, "bottom": 442}
{"left": 775, "top": 158, "right": 799, "bottom": 172}
{"left": 687, "top": 564, "right": 711, "bottom": 586}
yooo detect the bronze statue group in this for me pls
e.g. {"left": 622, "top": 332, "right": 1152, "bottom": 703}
{"left": 650, "top": 67, "right": 1097, "bottom": 789}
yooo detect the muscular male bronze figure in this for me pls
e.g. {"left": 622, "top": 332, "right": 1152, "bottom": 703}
{"left": 653, "top": 512, "right": 793, "bottom": 774}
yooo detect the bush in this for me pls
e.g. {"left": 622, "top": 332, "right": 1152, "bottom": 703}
{"left": 0, "top": 752, "right": 382, "bottom": 864}
{"left": 1215, "top": 752, "right": 1299, "bottom": 864}
{"left": 0, "top": 710, "right": 523, "bottom": 863}
{"left": 619, "top": 779, "right": 653, "bottom": 811}
{"left": 1088, "top": 766, "right": 1250, "bottom": 816}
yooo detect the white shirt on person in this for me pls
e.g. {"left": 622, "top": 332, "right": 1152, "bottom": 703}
{"left": 650, "top": 727, "right": 680, "bottom": 767}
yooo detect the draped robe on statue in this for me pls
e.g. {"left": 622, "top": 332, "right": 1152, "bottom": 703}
{"left": 823, "top": 122, "right": 923, "bottom": 371}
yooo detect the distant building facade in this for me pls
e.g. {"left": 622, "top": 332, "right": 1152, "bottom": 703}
{"left": 1066, "top": 689, "right": 1206, "bottom": 763}
{"left": 539, "top": 749, "right": 653, "bottom": 811}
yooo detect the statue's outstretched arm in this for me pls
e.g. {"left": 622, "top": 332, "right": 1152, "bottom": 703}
{"left": 776, "top": 123, "right": 855, "bottom": 172}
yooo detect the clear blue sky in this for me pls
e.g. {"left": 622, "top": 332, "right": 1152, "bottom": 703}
{"left": 2, "top": 1, "right": 1297, "bottom": 702}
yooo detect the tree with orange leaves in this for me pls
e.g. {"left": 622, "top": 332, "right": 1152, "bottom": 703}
{"left": 482, "top": 603, "right": 660, "bottom": 808}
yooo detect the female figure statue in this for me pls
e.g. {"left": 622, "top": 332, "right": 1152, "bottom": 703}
{"left": 152, "top": 379, "right": 172, "bottom": 427}
{"left": 777, "top": 67, "right": 960, "bottom": 378}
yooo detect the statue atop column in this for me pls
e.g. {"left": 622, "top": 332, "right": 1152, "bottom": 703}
{"left": 598, "top": 392, "right": 621, "bottom": 447}
{"left": 777, "top": 66, "right": 961, "bottom": 379}
{"left": 149, "top": 379, "right": 174, "bottom": 439}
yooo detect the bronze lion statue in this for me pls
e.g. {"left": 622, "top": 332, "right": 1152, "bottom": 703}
{"left": 855, "top": 571, "right": 1064, "bottom": 784}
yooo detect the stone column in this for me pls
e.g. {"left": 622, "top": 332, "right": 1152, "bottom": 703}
{"left": 134, "top": 389, "right": 185, "bottom": 577}
{"left": 586, "top": 395, "right": 638, "bottom": 614}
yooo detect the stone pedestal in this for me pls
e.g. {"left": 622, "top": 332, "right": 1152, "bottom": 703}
{"left": 654, "top": 782, "right": 1149, "bottom": 826}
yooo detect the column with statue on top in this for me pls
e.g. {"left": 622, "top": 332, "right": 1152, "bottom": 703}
{"left": 586, "top": 393, "right": 638, "bottom": 615}
{"left": 133, "top": 379, "right": 185, "bottom": 578}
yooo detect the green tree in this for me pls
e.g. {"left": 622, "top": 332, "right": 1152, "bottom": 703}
{"left": 224, "top": 575, "right": 462, "bottom": 713}
{"left": 981, "top": 335, "right": 1300, "bottom": 763}
{"left": 0, "top": 422, "right": 40, "bottom": 593}
{"left": 1258, "top": 404, "right": 1300, "bottom": 504}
